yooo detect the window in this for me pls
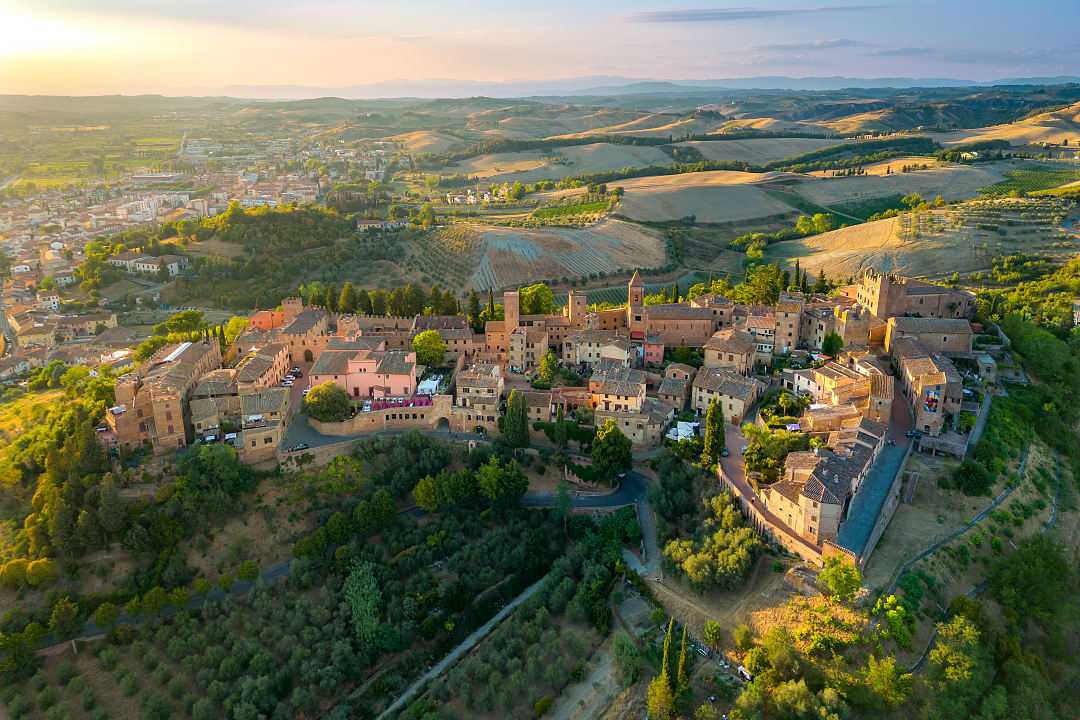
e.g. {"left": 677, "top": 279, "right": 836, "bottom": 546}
{"left": 264, "top": 437, "right": 272, "bottom": 445}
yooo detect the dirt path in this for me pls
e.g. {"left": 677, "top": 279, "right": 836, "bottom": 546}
{"left": 550, "top": 636, "right": 621, "bottom": 720}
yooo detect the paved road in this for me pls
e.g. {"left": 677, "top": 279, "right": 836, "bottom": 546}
{"left": 375, "top": 575, "right": 549, "bottom": 719}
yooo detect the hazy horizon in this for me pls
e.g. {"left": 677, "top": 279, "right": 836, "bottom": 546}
{"left": 2, "top": 0, "right": 1079, "bottom": 97}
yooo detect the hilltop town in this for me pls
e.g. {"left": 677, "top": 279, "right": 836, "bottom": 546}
{"left": 1, "top": 88, "right": 1079, "bottom": 720}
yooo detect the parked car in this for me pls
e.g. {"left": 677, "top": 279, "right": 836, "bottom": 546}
{"left": 290, "top": 367, "right": 302, "bottom": 376}
{"left": 290, "top": 442, "right": 309, "bottom": 452}
{"left": 720, "top": 447, "right": 730, "bottom": 457}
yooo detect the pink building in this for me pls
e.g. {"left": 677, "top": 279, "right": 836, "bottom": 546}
{"left": 309, "top": 338, "right": 418, "bottom": 398}
{"left": 643, "top": 335, "right": 665, "bottom": 366}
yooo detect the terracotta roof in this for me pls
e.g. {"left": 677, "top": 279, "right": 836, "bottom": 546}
{"left": 645, "top": 303, "right": 714, "bottom": 321}
{"left": 693, "top": 367, "right": 761, "bottom": 400}
{"left": 704, "top": 328, "right": 756, "bottom": 355}
{"left": 889, "top": 316, "right": 972, "bottom": 334}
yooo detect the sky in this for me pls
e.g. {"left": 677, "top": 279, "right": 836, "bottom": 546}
{"left": 1, "top": 0, "right": 1078, "bottom": 96}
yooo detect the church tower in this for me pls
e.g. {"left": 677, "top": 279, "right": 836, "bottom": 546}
{"left": 627, "top": 270, "right": 647, "bottom": 338}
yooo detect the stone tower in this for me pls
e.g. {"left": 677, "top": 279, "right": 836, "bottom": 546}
{"left": 627, "top": 271, "right": 647, "bottom": 338}
{"left": 503, "top": 290, "right": 520, "bottom": 330}
{"left": 567, "top": 290, "right": 587, "bottom": 326}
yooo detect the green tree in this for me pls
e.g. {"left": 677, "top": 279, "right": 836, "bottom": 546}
{"left": 821, "top": 331, "right": 843, "bottom": 357}
{"left": 467, "top": 290, "right": 482, "bottom": 332}
{"left": 862, "top": 654, "right": 911, "bottom": 710}
{"left": 818, "top": 556, "right": 861, "bottom": 602}
{"left": 592, "top": 419, "right": 632, "bottom": 485}
{"left": 223, "top": 316, "right": 249, "bottom": 344}
{"left": 813, "top": 269, "right": 829, "bottom": 293}
{"left": 411, "top": 329, "right": 447, "bottom": 367}
{"left": 519, "top": 283, "right": 555, "bottom": 315}
{"left": 704, "top": 619, "right": 723, "bottom": 652}
{"left": 356, "top": 288, "right": 372, "bottom": 315}
{"left": 96, "top": 473, "right": 126, "bottom": 537}
{"left": 304, "top": 382, "right": 352, "bottom": 422}
{"left": 412, "top": 475, "right": 440, "bottom": 513}
{"left": 0, "top": 559, "right": 29, "bottom": 589}
{"left": 93, "top": 602, "right": 119, "bottom": 630}
{"left": 49, "top": 596, "right": 81, "bottom": 637}
{"left": 702, "top": 398, "right": 725, "bottom": 467}
{"left": 338, "top": 282, "right": 358, "bottom": 314}
{"left": 25, "top": 558, "right": 58, "bottom": 587}
{"left": 676, "top": 626, "right": 689, "bottom": 691}
{"left": 647, "top": 674, "right": 675, "bottom": 720}
{"left": 503, "top": 389, "right": 530, "bottom": 448}
{"left": 734, "top": 623, "right": 754, "bottom": 652}
{"left": 477, "top": 457, "right": 528, "bottom": 508}
{"left": 926, "top": 615, "right": 994, "bottom": 719}
{"left": 538, "top": 350, "right": 558, "bottom": 385}
{"left": 343, "top": 560, "right": 381, "bottom": 649}
{"left": 237, "top": 560, "right": 258, "bottom": 582}
{"left": 612, "top": 631, "right": 642, "bottom": 686}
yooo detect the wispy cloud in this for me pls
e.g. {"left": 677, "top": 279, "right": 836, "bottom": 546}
{"left": 867, "top": 46, "right": 934, "bottom": 57}
{"left": 627, "top": 5, "right": 886, "bottom": 24}
{"left": 753, "top": 38, "right": 867, "bottom": 51}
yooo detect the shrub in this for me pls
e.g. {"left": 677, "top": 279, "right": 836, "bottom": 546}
{"left": 304, "top": 382, "right": 352, "bottom": 422}
{"left": 534, "top": 696, "right": 553, "bottom": 717}
{"left": 25, "top": 558, "right": 59, "bottom": 587}
{"left": 120, "top": 674, "right": 139, "bottom": 697}
{"left": 37, "top": 686, "right": 58, "bottom": 710}
{"left": 55, "top": 662, "right": 78, "bottom": 685}
{"left": 951, "top": 459, "right": 995, "bottom": 496}
{"left": 734, "top": 624, "right": 755, "bottom": 652}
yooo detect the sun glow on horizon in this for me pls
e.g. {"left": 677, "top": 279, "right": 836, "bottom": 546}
{"left": 0, "top": 9, "right": 101, "bottom": 59}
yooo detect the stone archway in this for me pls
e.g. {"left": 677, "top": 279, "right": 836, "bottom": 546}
{"left": 303, "top": 349, "right": 314, "bottom": 363}
{"left": 435, "top": 416, "right": 451, "bottom": 433}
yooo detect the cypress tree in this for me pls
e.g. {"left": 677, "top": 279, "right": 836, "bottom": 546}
{"left": 677, "top": 626, "right": 689, "bottom": 691}
{"left": 702, "top": 398, "right": 725, "bottom": 467}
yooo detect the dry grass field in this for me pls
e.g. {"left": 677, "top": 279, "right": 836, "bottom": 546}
{"left": 549, "top": 112, "right": 730, "bottom": 139}
{"left": 676, "top": 137, "right": 845, "bottom": 164}
{"left": 466, "top": 106, "right": 655, "bottom": 140}
{"left": 927, "top": 101, "right": 1080, "bottom": 146}
{"left": 446, "top": 142, "right": 673, "bottom": 183}
{"left": 389, "top": 130, "right": 466, "bottom": 154}
{"left": 713, "top": 117, "right": 833, "bottom": 135}
{"left": 808, "top": 155, "right": 945, "bottom": 177}
{"left": 766, "top": 195, "right": 1077, "bottom": 278}
{"left": 614, "top": 170, "right": 800, "bottom": 223}
{"left": 793, "top": 161, "right": 1009, "bottom": 205}
{"left": 468, "top": 218, "right": 666, "bottom": 289}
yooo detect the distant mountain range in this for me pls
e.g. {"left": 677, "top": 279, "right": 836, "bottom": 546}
{"left": 221, "top": 75, "right": 1080, "bottom": 100}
